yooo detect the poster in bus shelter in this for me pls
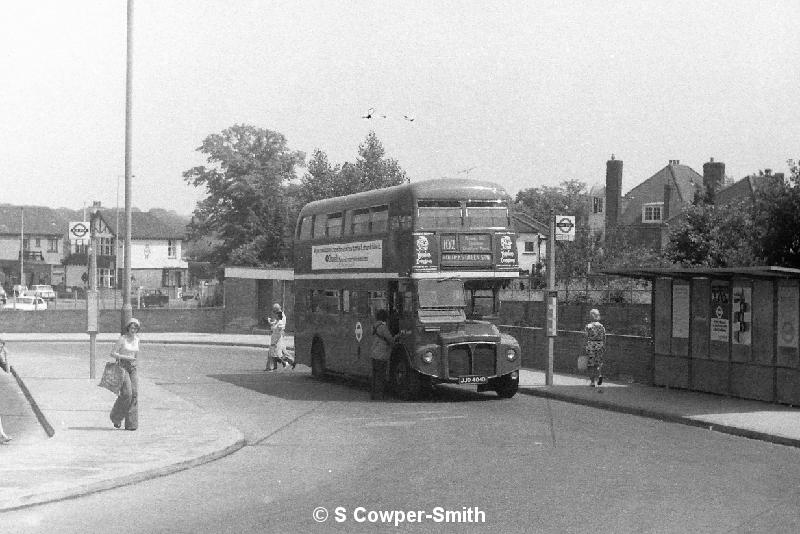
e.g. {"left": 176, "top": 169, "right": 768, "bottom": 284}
{"left": 777, "top": 284, "right": 799, "bottom": 349}
{"left": 311, "top": 240, "right": 383, "bottom": 270}
{"left": 710, "top": 284, "right": 729, "bottom": 343}
{"left": 671, "top": 282, "right": 689, "bottom": 338}
{"left": 731, "top": 285, "right": 752, "bottom": 346}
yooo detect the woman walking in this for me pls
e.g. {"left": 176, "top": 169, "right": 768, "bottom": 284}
{"left": 110, "top": 318, "right": 141, "bottom": 430}
{"left": 266, "top": 303, "right": 294, "bottom": 371}
{"left": 584, "top": 308, "right": 606, "bottom": 388}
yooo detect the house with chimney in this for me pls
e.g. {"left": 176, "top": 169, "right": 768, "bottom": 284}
{"left": 63, "top": 204, "right": 189, "bottom": 293}
{"left": 589, "top": 156, "right": 773, "bottom": 251}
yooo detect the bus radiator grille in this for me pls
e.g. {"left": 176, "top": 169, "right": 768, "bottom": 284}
{"left": 446, "top": 343, "right": 497, "bottom": 378}
{"left": 472, "top": 344, "right": 497, "bottom": 376}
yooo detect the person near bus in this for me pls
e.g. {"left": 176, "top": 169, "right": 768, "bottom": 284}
{"left": 110, "top": 317, "right": 141, "bottom": 430}
{"left": 584, "top": 308, "right": 606, "bottom": 388}
{"left": 370, "top": 309, "right": 395, "bottom": 400}
{"left": 266, "top": 303, "right": 294, "bottom": 371}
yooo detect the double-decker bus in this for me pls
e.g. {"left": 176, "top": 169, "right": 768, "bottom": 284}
{"left": 293, "top": 179, "right": 522, "bottom": 399}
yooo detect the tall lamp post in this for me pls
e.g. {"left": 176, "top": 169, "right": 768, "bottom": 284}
{"left": 121, "top": 0, "right": 134, "bottom": 332}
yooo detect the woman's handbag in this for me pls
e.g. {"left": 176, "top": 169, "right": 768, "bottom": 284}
{"left": 99, "top": 362, "right": 124, "bottom": 394}
{"left": 577, "top": 354, "right": 589, "bottom": 372}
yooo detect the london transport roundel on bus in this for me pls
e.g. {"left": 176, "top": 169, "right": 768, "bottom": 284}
{"left": 355, "top": 321, "right": 363, "bottom": 342}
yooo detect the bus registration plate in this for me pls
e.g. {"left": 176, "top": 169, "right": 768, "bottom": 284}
{"left": 458, "top": 376, "right": 488, "bottom": 385}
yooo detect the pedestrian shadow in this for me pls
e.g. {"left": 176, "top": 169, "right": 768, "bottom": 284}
{"left": 208, "top": 370, "right": 503, "bottom": 403}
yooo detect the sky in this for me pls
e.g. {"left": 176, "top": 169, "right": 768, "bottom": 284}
{"left": 1, "top": 0, "right": 798, "bottom": 216}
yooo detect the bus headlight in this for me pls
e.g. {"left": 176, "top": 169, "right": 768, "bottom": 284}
{"left": 506, "top": 348, "right": 517, "bottom": 361}
{"left": 422, "top": 350, "right": 434, "bottom": 364}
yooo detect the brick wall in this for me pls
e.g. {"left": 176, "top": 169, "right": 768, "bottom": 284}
{"left": 501, "top": 325, "right": 653, "bottom": 384}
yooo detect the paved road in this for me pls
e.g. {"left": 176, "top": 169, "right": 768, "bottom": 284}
{"left": 4, "top": 343, "right": 800, "bottom": 533}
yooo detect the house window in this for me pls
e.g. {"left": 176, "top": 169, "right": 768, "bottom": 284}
{"left": 99, "top": 238, "right": 114, "bottom": 256}
{"left": 35, "top": 238, "right": 41, "bottom": 248}
{"left": 168, "top": 239, "right": 177, "bottom": 258}
{"left": 593, "top": 197, "right": 604, "bottom": 214}
{"left": 642, "top": 203, "right": 663, "bottom": 223}
{"left": 523, "top": 241, "right": 536, "bottom": 253}
{"left": 99, "top": 268, "right": 114, "bottom": 288}
{"left": 48, "top": 238, "right": 58, "bottom": 252}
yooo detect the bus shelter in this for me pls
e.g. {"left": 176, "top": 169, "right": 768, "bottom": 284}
{"left": 603, "top": 266, "right": 800, "bottom": 405}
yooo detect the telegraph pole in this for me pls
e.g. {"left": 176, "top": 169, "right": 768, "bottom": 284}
{"left": 87, "top": 211, "right": 99, "bottom": 378}
{"left": 121, "top": 0, "right": 134, "bottom": 332}
{"left": 545, "top": 209, "right": 557, "bottom": 385}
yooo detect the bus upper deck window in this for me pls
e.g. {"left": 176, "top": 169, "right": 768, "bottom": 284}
{"left": 352, "top": 209, "right": 371, "bottom": 235}
{"left": 299, "top": 217, "right": 313, "bottom": 240}
{"left": 326, "top": 212, "right": 343, "bottom": 237}
{"left": 371, "top": 206, "right": 389, "bottom": 233}
{"left": 465, "top": 201, "right": 508, "bottom": 227}
{"left": 313, "top": 214, "right": 327, "bottom": 239}
{"left": 417, "top": 200, "right": 462, "bottom": 227}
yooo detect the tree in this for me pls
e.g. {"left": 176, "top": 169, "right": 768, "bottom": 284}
{"left": 298, "top": 132, "right": 408, "bottom": 205}
{"left": 516, "top": 180, "right": 595, "bottom": 281}
{"left": 664, "top": 194, "right": 759, "bottom": 267}
{"left": 750, "top": 162, "right": 800, "bottom": 267}
{"left": 183, "top": 124, "right": 305, "bottom": 267}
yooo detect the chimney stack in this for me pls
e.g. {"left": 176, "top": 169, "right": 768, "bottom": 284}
{"left": 605, "top": 154, "right": 623, "bottom": 230}
{"left": 663, "top": 182, "right": 672, "bottom": 221}
{"left": 702, "top": 157, "right": 725, "bottom": 202}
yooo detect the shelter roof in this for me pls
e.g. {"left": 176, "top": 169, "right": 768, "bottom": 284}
{"left": 601, "top": 266, "right": 800, "bottom": 280}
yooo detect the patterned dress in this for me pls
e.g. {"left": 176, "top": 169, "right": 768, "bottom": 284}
{"left": 584, "top": 321, "right": 606, "bottom": 368}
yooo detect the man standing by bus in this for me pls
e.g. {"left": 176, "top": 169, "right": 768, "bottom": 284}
{"left": 370, "top": 309, "right": 395, "bottom": 400}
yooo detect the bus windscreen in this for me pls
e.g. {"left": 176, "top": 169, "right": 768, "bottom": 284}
{"left": 418, "top": 279, "right": 465, "bottom": 308}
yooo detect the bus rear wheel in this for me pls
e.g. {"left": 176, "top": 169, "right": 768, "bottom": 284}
{"left": 493, "top": 373, "right": 519, "bottom": 399}
{"left": 391, "top": 354, "right": 421, "bottom": 401}
{"left": 311, "top": 339, "right": 326, "bottom": 379}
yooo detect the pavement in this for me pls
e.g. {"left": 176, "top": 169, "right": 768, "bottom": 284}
{"left": 1, "top": 332, "right": 800, "bottom": 513}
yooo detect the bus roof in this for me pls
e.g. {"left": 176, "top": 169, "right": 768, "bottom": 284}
{"left": 298, "top": 179, "right": 511, "bottom": 217}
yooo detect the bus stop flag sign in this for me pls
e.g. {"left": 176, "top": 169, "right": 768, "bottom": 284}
{"left": 555, "top": 216, "right": 575, "bottom": 241}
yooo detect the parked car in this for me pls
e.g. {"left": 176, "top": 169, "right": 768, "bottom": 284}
{"left": 30, "top": 284, "right": 56, "bottom": 301}
{"left": 7, "top": 296, "right": 48, "bottom": 311}
{"left": 131, "top": 288, "right": 169, "bottom": 308}
{"left": 12, "top": 285, "right": 28, "bottom": 297}
{"left": 0, "top": 286, "right": 6, "bottom": 304}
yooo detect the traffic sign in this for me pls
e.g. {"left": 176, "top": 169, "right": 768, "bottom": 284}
{"left": 69, "top": 221, "right": 90, "bottom": 242}
{"left": 555, "top": 215, "right": 575, "bottom": 241}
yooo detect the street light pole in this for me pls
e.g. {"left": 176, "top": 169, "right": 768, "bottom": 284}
{"left": 121, "top": 0, "right": 134, "bottom": 332}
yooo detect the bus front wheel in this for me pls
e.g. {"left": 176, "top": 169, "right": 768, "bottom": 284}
{"left": 493, "top": 373, "right": 519, "bottom": 399}
{"left": 391, "top": 354, "right": 421, "bottom": 401}
{"left": 311, "top": 339, "right": 326, "bottom": 379}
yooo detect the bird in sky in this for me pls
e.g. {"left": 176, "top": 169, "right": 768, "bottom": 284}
{"left": 403, "top": 114, "right": 415, "bottom": 122}
{"left": 362, "top": 107, "right": 375, "bottom": 119}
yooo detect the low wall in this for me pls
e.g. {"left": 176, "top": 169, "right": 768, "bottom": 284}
{"left": 501, "top": 325, "right": 654, "bottom": 384}
{"left": 0, "top": 308, "right": 226, "bottom": 334}
{"left": 500, "top": 302, "right": 651, "bottom": 336}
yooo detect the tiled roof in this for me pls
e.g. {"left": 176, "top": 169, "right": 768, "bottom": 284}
{"left": 96, "top": 209, "right": 188, "bottom": 240}
{"left": 511, "top": 210, "right": 548, "bottom": 234}
{"left": 0, "top": 205, "right": 68, "bottom": 236}
{"left": 619, "top": 164, "right": 703, "bottom": 226}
